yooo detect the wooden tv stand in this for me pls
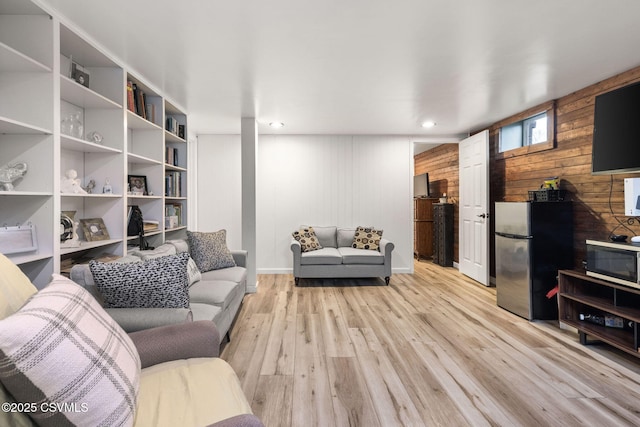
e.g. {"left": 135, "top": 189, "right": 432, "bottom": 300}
{"left": 558, "top": 270, "right": 640, "bottom": 358}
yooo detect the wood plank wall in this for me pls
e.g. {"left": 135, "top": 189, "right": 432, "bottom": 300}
{"left": 415, "top": 64, "right": 640, "bottom": 274}
{"left": 414, "top": 143, "right": 460, "bottom": 262}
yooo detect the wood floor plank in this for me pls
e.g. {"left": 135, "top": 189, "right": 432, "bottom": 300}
{"left": 292, "top": 314, "right": 335, "bottom": 427}
{"left": 222, "top": 261, "right": 640, "bottom": 426}
{"left": 261, "top": 290, "right": 298, "bottom": 375}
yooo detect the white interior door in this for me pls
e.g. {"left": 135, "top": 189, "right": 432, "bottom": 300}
{"left": 458, "top": 130, "right": 490, "bottom": 286}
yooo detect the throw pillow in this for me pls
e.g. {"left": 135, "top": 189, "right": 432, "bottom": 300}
{"left": 352, "top": 226, "right": 383, "bottom": 250}
{"left": 187, "top": 256, "right": 202, "bottom": 286}
{"left": 0, "top": 274, "right": 140, "bottom": 427}
{"left": 186, "top": 230, "right": 236, "bottom": 272}
{"left": 89, "top": 252, "right": 190, "bottom": 308}
{"left": 292, "top": 227, "right": 323, "bottom": 252}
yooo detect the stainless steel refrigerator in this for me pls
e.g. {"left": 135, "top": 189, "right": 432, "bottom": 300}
{"left": 494, "top": 202, "right": 573, "bottom": 320}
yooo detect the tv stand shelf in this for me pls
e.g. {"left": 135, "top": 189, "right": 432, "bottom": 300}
{"left": 558, "top": 269, "right": 640, "bottom": 357}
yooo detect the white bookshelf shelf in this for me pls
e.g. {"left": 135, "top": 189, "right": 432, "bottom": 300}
{"left": 60, "top": 239, "right": 123, "bottom": 256}
{"left": 61, "top": 134, "right": 123, "bottom": 154}
{"left": 0, "top": 41, "right": 51, "bottom": 73}
{"left": 0, "top": 116, "right": 51, "bottom": 135}
{"left": 60, "top": 75, "right": 122, "bottom": 109}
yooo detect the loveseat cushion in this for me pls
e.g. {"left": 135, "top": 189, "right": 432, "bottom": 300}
{"left": 187, "top": 230, "right": 237, "bottom": 272}
{"left": 337, "top": 228, "right": 356, "bottom": 248}
{"left": 0, "top": 274, "right": 140, "bottom": 427}
{"left": 90, "top": 253, "right": 190, "bottom": 309}
{"left": 135, "top": 358, "right": 253, "bottom": 427}
{"left": 300, "top": 247, "right": 343, "bottom": 265}
{"left": 307, "top": 225, "right": 337, "bottom": 248}
{"left": 189, "top": 280, "right": 242, "bottom": 311}
{"left": 338, "top": 247, "right": 385, "bottom": 265}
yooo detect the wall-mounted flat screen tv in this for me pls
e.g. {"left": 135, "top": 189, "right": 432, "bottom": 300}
{"left": 592, "top": 81, "right": 640, "bottom": 174}
{"left": 413, "top": 173, "right": 430, "bottom": 198}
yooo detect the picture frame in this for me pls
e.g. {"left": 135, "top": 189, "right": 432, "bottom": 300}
{"left": 128, "top": 175, "right": 148, "bottom": 196}
{"left": 80, "top": 218, "right": 110, "bottom": 242}
{"left": 71, "top": 62, "right": 90, "bottom": 87}
{"left": 0, "top": 224, "right": 37, "bottom": 255}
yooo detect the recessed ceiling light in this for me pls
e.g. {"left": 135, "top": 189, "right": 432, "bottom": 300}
{"left": 269, "top": 122, "right": 284, "bottom": 129}
{"left": 421, "top": 121, "right": 436, "bottom": 128}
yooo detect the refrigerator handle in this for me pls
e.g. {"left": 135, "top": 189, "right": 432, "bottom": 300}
{"left": 495, "top": 231, "right": 532, "bottom": 239}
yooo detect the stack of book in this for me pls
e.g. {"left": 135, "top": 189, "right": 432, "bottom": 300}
{"left": 166, "top": 116, "right": 185, "bottom": 139}
{"left": 127, "top": 81, "right": 154, "bottom": 122}
{"left": 165, "top": 172, "right": 182, "bottom": 197}
{"left": 165, "top": 146, "right": 179, "bottom": 166}
{"left": 143, "top": 219, "right": 159, "bottom": 232}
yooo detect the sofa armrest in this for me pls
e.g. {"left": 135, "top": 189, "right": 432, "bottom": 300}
{"left": 129, "top": 320, "right": 221, "bottom": 368}
{"left": 290, "top": 239, "right": 302, "bottom": 276}
{"left": 231, "top": 250, "right": 248, "bottom": 268}
{"left": 106, "top": 307, "right": 192, "bottom": 333}
{"left": 379, "top": 238, "right": 394, "bottom": 256}
{"left": 207, "top": 414, "right": 265, "bottom": 427}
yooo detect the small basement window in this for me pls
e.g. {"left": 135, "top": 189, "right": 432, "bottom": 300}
{"left": 496, "top": 101, "right": 555, "bottom": 157}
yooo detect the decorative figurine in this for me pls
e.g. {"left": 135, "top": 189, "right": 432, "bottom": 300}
{"left": 84, "top": 179, "right": 96, "bottom": 194}
{"left": 60, "top": 169, "right": 87, "bottom": 194}
{"left": 0, "top": 162, "right": 27, "bottom": 191}
{"left": 103, "top": 177, "right": 113, "bottom": 194}
{"left": 87, "top": 131, "right": 103, "bottom": 144}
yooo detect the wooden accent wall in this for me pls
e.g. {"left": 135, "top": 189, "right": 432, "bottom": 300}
{"left": 414, "top": 143, "right": 459, "bottom": 262}
{"left": 415, "top": 64, "right": 640, "bottom": 273}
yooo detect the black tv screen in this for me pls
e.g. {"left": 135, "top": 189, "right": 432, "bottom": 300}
{"left": 592, "top": 82, "right": 640, "bottom": 174}
{"left": 413, "top": 173, "right": 430, "bottom": 197}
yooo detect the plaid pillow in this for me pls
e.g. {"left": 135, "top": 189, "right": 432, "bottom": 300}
{"left": 187, "top": 230, "right": 236, "bottom": 272}
{"left": 0, "top": 274, "right": 140, "bottom": 427}
{"left": 292, "top": 227, "right": 323, "bottom": 252}
{"left": 352, "top": 226, "right": 383, "bottom": 250}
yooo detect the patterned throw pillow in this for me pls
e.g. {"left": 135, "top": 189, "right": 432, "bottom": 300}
{"left": 292, "top": 227, "right": 323, "bottom": 252}
{"left": 352, "top": 226, "right": 383, "bottom": 250}
{"left": 0, "top": 274, "right": 140, "bottom": 427}
{"left": 186, "top": 230, "right": 236, "bottom": 272}
{"left": 89, "top": 252, "right": 190, "bottom": 308}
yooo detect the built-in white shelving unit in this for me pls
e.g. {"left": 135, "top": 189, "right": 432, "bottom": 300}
{"left": 0, "top": 0, "right": 189, "bottom": 287}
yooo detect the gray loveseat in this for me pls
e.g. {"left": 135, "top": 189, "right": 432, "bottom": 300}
{"left": 70, "top": 238, "right": 247, "bottom": 341}
{"left": 291, "top": 226, "right": 394, "bottom": 285}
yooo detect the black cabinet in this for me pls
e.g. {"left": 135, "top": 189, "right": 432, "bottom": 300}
{"left": 433, "top": 203, "right": 453, "bottom": 267}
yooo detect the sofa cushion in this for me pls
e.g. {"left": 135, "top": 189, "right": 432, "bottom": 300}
{"left": 201, "top": 266, "right": 247, "bottom": 285}
{"left": 337, "top": 228, "right": 356, "bottom": 248}
{"left": 0, "top": 274, "right": 140, "bottom": 427}
{"left": 135, "top": 358, "right": 253, "bottom": 427}
{"left": 338, "top": 247, "right": 385, "bottom": 265}
{"left": 187, "top": 257, "right": 202, "bottom": 285}
{"left": 0, "top": 254, "right": 37, "bottom": 319}
{"left": 187, "top": 230, "right": 237, "bottom": 272}
{"left": 300, "top": 247, "right": 343, "bottom": 265}
{"left": 129, "top": 243, "right": 177, "bottom": 260}
{"left": 352, "top": 226, "right": 383, "bottom": 250}
{"left": 308, "top": 225, "right": 337, "bottom": 248}
{"left": 189, "top": 280, "right": 241, "bottom": 311}
{"left": 292, "top": 227, "right": 323, "bottom": 252}
{"left": 189, "top": 302, "right": 223, "bottom": 324}
{"left": 89, "top": 253, "right": 190, "bottom": 308}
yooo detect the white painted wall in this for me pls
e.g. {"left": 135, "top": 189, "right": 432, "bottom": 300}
{"left": 194, "top": 134, "right": 414, "bottom": 274}
{"left": 195, "top": 135, "right": 242, "bottom": 250}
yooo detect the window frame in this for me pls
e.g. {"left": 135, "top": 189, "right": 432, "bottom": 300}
{"left": 495, "top": 100, "right": 556, "bottom": 158}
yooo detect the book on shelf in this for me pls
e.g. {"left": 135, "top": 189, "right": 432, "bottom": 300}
{"left": 132, "top": 83, "right": 147, "bottom": 120}
{"left": 145, "top": 102, "right": 155, "bottom": 124}
{"left": 165, "top": 147, "right": 179, "bottom": 166}
{"left": 166, "top": 116, "right": 179, "bottom": 134}
{"left": 165, "top": 203, "right": 183, "bottom": 226}
{"left": 164, "top": 171, "right": 182, "bottom": 197}
{"left": 143, "top": 219, "right": 159, "bottom": 232}
{"left": 126, "top": 81, "right": 135, "bottom": 113}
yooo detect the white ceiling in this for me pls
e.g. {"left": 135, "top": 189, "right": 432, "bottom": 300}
{"left": 34, "top": 0, "right": 640, "bottom": 140}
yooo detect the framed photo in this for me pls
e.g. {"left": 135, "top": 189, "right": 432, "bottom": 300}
{"left": 80, "top": 218, "right": 110, "bottom": 242}
{"left": 71, "top": 62, "right": 90, "bottom": 88}
{"left": 128, "top": 175, "right": 148, "bottom": 196}
{"left": 0, "top": 224, "right": 37, "bottom": 255}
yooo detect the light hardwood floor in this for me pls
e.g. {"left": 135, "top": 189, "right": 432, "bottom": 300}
{"left": 221, "top": 261, "right": 640, "bottom": 426}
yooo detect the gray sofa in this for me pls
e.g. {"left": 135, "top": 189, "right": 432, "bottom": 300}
{"left": 70, "top": 239, "right": 247, "bottom": 341}
{"left": 291, "top": 226, "right": 394, "bottom": 285}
